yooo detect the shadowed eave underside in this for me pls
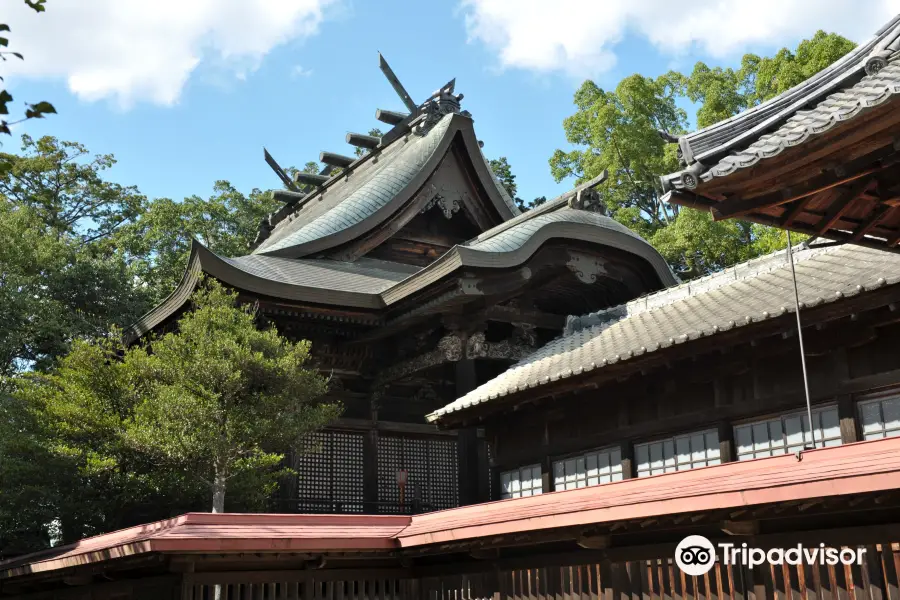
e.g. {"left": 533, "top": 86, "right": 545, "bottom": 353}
{"left": 428, "top": 244, "right": 900, "bottom": 424}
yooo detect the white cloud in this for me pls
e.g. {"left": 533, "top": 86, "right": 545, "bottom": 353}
{"left": 291, "top": 65, "right": 314, "bottom": 78}
{"left": 461, "top": 0, "right": 900, "bottom": 78}
{"left": 5, "top": 0, "right": 338, "bottom": 108}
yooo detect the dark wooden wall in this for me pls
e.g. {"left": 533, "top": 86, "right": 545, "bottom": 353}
{"left": 488, "top": 315, "right": 900, "bottom": 482}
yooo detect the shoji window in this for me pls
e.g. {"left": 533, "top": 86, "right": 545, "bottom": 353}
{"left": 734, "top": 405, "right": 841, "bottom": 460}
{"left": 552, "top": 446, "right": 623, "bottom": 491}
{"left": 635, "top": 429, "right": 720, "bottom": 478}
{"left": 499, "top": 464, "right": 542, "bottom": 499}
{"left": 859, "top": 392, "right": 900, "bottom": 440}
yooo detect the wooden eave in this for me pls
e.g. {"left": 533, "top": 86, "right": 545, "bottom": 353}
{"left": 665, "top": 96, "right": 900, "bottom": 251}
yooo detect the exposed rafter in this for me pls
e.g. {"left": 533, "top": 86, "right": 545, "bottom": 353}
{"left": 853, "top": 204, "right": 893, "bottom": 242}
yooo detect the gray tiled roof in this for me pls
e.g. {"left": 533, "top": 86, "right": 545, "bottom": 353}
{"left": 660, "top": 13, "right": 900, "bottom": 192}
{"left": 224, "top": 255, "right": 419, "bottom": 293}
{"left": 256, "top": 114, "right": 456, "bottom": 255}
{"left": 466, "top": 208, "right": 648, "bottom": 254}
{"left": 701, "top": 60, "right": 900, "bottom": 182}
{"left": 428, "top": 244, "right": 900, "bottom": 422}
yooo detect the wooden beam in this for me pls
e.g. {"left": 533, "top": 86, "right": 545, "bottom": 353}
{"left": 710, "top": 150, "right": 900, "bottom": 221}
{"left": 779, "top": 196, "right": 813, "bottom": 227}
{"left": 852, "top": 203, "right": 893, "bottom": 241}
{"left": 295, "top": 172, "right": 330, "bottom": 187}
{"left": 810, "top": 177, "right": 873, "bottom": 236}
{"left": 375, "top": 108, "right": 409, "bottom": 126}
{"left": 346, "top": 132, "right": 381, "bottom": 150}
{"left": 320, "top": 152, "right": 355, "bottom": 169}
{"left": 483, "top": 305, "right": 565, "bottom": 330}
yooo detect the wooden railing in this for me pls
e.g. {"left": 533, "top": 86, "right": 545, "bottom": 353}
{"left": 13, "top": 543, "right": 900, "bottom": 599}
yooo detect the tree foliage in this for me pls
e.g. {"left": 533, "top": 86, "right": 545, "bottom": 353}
{"left": 549, "top": 30, "right": 855, "bottom": 277}
{"left": 0, "top": 1, "right": 56, "bottom": 136}
{"left": 125, "top": 280, "right": 339, "bottom": 512}
{"left": 489, "top": 156, "right": 548, "bottom": 212}
{"left": 0, "top": 140, "right": 151, "bottom": 376}
{"left": 115, "top": 181, "right": 280, "bottom": 303}
{"left": 4, "top": 282, "right": 338, "bottom": 551}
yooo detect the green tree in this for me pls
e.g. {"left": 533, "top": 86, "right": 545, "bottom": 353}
{"left": 551, "top": 31, "right": 854, "bottom": 278}
{"left": 116, "top": 181, "right": 281, "bottom": 303}
{"left": 125, "top": 280, "right": 339, "bottom": 512}
{"left": 550, "top": 74, "right": 687, "bottom": 237}
{"left": 488, "top": 156, "right": 548, "bottom": 212}
{"left": 9, "top": 335, "right": 205, "bottom": 547}
{"left": 0, "top": 202, "right": 149, "bottom": 377}
{"left": 684, "top": 31, "right": 855, "bottom": 128}
{"left": 0, "top": 1, "right": 56, "bottom": 137}
{"left": 0, "top": 135, "right": 145, "bottom": 242}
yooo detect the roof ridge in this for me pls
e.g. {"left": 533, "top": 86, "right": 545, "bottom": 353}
{"left": 465, "top": 171, "right": 609, "bottom": 246}
{"left": 564, "top": 243, "right": 840, "bottom": 336}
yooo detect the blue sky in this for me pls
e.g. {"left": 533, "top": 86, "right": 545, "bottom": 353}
{"left": 7, "top": 0, "right": 898, "bottom": 207}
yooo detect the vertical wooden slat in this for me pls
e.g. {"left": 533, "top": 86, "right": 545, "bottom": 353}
{"left": 866, "top": 545, "right": 886, "bottom": 600}
{"left": 627, "top": 562, "right": 644, "bottom": 600}
{"left": 671, "top": 562, "right": 684, "bottom": 600}
{"left": 761, "top": 565, "right": 776, "bottom": 600}
{"left": 773, "top": 564, "right": 787, "bottom": 600}
{"left": 850, "top": 557, "right": 866, "bottom": 600}
{"left": 881, "top": 543, "right": 900, "bottom": 600}
{"left": 834, "top": 563, "right": 850, "bottom": 600}
{"left": 242, "top": 582, "right": 252, "bottom": 600}
{"left": 646, "top": 559, "right": 659, "bottom": 600}
{"left": 803, "top": 562, "right": 819, "bottom": 600}
{"left": 600, "top": 561, "right": 615, "bottom": 600}
{"left": 817, "top": 561, "right": 833, "bottom": 600}
{"left": 661, "top": 560, "right": 673, "bottom": 600}
{"left": 788, "top": 564, "right": 802, "bottom": 600}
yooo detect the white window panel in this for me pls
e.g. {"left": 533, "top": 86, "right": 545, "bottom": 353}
{"left": 553, "top": 447, "right": 623, "bottom": 490}
{"left": 636, "top": 429, "right": 719, "bottom": 478}
{"left": 500, "top": 464, "right": 543, "bottom": 499}
{"left": 858, "top": 394, "right": 900, "bottom": 440}
{"left": 734, "top": 405, "right": 841, "bottom": 461}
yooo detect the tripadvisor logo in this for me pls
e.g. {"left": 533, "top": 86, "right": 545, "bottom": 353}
{"left": 675, "top": 535, "right": 867, "bottom": 575}
{"left": 675, "top": 535, "right": 717, "bottom": 576}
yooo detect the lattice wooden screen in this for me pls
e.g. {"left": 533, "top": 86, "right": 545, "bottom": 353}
{"left": 377, "top": 435, "right": 459, "bottom": 513}
{"left": 294, "top": 430, "right": 364, "bottom": 513}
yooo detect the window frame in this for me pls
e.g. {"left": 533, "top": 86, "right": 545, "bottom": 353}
{"left": 499, "top": 463, "right": 543, "bottom": 500}
{"left": 551, "top": 445, "right": 623, "bottom": 491}
{"left": 858, "top": 391, "right": 900, "bottom": 441}
{"left": 634, "top": 428, "right": 721, "bottom": 478}
{"left": 733, "top": 403, "right": 841, "bottom": 461}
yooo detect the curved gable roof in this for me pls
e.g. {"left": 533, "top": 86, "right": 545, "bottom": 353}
{"left": 255, "top": 113, "right": 519, "bottom": 259}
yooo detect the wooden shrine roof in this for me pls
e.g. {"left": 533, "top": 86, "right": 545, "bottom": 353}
{"left": 428, "top": 244, "right": 900, "bottom": 423}
{"left": 660, "top": 13, "right": 900, "bottom": 251}
{"left": 130, "top": 183, "right": 676, "bottom": 340}
{"left": 4, "top": 437, "right": 900, "bottom": 580}
{"left": 254, "top": 113, "right": 518, "bottom": 258}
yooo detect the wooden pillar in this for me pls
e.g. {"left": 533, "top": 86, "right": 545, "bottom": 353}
{"left": 456, "top": 359, "right": 483, "bottom": 506}
{"left": 718, "top": 421, "right": 735, "bottom": 463}
{"left": 838, "top": 394, "right": 859, "bottom": 444}
{"left": 619, "top": 440, "right": 635, "bottom": 480}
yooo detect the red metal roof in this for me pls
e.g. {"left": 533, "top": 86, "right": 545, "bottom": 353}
{"left": 4, "top": 437, "right": 900, "bottom": 579}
